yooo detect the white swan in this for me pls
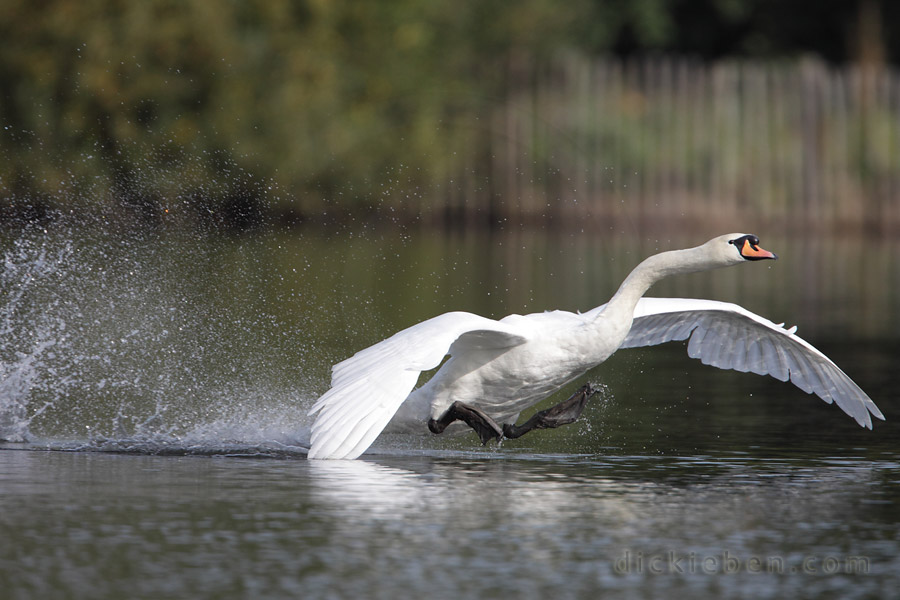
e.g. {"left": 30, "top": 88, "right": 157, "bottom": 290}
{"left": 308, "top": 234, "right": 883, "bottom": 459}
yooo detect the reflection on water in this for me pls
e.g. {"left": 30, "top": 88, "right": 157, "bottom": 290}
{"left": 1, "top": 448, "right": 898, "bottom": 599}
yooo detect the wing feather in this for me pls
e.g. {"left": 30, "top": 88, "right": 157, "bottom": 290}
{"left": 308, "top": 311, "right": 528, "bottom": 459}
{"left": 623, "top": 298, "right": 884, "bottom": 428}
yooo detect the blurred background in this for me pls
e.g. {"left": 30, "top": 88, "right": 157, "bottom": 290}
{"left": 1, "top": 0, "right": 898, "bottom": 234}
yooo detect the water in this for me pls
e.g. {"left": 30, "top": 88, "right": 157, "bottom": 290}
{"left": 2, "top": 448, "right": 898, "bottom": 599}
{"left": 2, "top": 224, "right": 899, "bottom": 598}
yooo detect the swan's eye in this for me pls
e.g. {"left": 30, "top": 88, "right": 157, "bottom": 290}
{"left": 729, "top": 235, "right": 759, "bottom": 250}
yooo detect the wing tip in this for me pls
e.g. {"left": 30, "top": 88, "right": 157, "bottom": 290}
{"left": 308, "top": 419, "right": 376, "bottom": 460}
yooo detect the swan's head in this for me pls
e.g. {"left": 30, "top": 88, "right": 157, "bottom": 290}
{"left": 705, "top": 233, "right": 778, "bottom": 265}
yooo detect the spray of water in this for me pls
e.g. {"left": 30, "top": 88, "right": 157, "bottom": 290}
{"left": 0, "top": 234, "right": 74, "bottom": 441}
{"left": 0, "top": 223, "right": 317, "bottom": 453}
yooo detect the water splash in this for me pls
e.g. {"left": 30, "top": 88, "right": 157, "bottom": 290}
{"left": 0, "top": 225, "right": 318, "bottom": 449}
{"left": 0, "top": 234, "right": 74, "bottom": 441}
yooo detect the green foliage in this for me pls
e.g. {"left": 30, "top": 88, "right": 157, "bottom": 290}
{"left": 0, "top": 0, "right": 895, "bottom": 229}
{"left": 0, "top": 0, "right": 594, "bottom": 224}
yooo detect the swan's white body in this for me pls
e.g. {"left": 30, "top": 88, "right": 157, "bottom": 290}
{"left": 308, "top": 234, "right": 883, "bottom": 459}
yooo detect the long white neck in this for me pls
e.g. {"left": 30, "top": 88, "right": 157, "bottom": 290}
{"left": 599, "top": 245, "right": 722, "bottom": 323}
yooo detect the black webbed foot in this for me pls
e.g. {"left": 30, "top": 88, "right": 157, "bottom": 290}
{"left": 428, "top": 401, "right": 504, "bottom": 444}
{"left": 502, "top": 384, "right": 596, "bottom": 440}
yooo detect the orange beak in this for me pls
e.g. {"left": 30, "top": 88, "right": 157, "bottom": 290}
{"left": 741, "top": 238, "right": 777, "bottom": 260}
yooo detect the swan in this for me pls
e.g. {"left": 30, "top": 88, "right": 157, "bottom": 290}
{"left": 308, "top": 233, "right": 883, "bottom": 459}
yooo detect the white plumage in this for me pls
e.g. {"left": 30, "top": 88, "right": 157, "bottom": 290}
{"left": 308, "top": 234, "right": 883, "bottom": 459}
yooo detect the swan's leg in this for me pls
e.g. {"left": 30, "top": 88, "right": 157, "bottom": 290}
{"left": 502, "top": 384, "right": 596, "bottom": 440}
{"left": 428, "top": 401, "right": 504, "bottom": 444}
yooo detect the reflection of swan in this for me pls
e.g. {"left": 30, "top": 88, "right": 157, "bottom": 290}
{"left": 309, "top": 234, "right": 884, "bottom": 459}
{"left": 307, "top": 460, "right": 433, "bottom": 518}
{"left": 305, "top": 458, "right": 640, "bottom": 529}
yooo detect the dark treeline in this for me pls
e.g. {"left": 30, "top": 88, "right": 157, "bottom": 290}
{"left": 0, "top": 0, "right": 896, "bottom": 230}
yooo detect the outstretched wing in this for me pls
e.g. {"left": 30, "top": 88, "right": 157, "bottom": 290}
{"left": 308, "top": 311, "right": 528, "bottom": 459}
{"left": 622, "top": 297, "right": 884, "bottom": 428}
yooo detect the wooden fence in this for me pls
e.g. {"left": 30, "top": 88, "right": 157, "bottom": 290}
{"left": 425, "top": 55, "right": 900, "bottom": 234}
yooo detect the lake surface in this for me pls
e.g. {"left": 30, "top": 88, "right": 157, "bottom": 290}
{"left": 1, "top": 224, "right": 898, "bottom": 598}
